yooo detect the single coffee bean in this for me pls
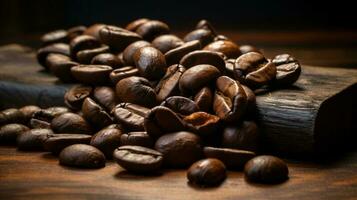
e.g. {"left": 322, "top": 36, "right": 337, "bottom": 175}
{"left": 71, "top": 65, "right": 113, "bottom": 85}
{"left": 155, "top": 64, "right": 186, "bottom": 102}
{"left": 244, "top": 155, "right": 289, "bottom": 184}
{"left": 203, "top": 40, "right": 241, "bottom": 59}
{"left": 84, "top": 24, "right": 106, "bottom": 40}
{"left": 222, "top": 121, "right": 259, "bottom": 152}
{"left": 0, "top": 124, "right": 29, "bottom": 144}
{"left": 224, "top": 58, "right": 236, "bottom": 78}
{"left": 239, "top": 45, "right": 261, "bottom": 54}
{"left": 59, "top": 144, "right": 105, "bottom": 168}
{"left": 196, "top": 19, "right": 217, "bottom": 36}
{"left": 160, "top": 96, "right": 199, "bottom": 116}
{"left": 136, "top": 20, "right": 170, "bottom": 41}
{"left": 43, "top": 133, "right": 92, "bottom": 155}
{"left": 155, "top": 131, "right": 202, "bottom": 168}
{"left": 203, "top": 147, "right": 255, "bottom": 169}
{"left": 234, "top": 52, "right": 276, "bottom": 88}
{"left": 41, "top": 29, "right": 68, "bottom": 45}
{"left": 51, "top": 113, "right": 92, "bottom": 135}
{"left": 67, "top": 25, "right": 86, "bottom": 40}
{"left": 179, "top": 64, "right": 221, "bottom": 95}
{"left": 165, "top": 40, "right": 201, "bottom": 66}
{"left": 187, "top": 158, "right": 226, "bottom": 186}
{"left": 69, "top": 35, "right": 101, "bottom": 59}
{"left": 37, "top": 43, "right": 70, "bottom": 70}
{"left": 82, "top": 97, "right": 113, "bottom": 129}
{"left": 183, "top": 112, "right": 220, "bottom": 137}
{"left": 113, "top": 145, "right": 163, "bottom": 173}
{"left": 122, "top": 40, "right": 152, "bottom": 66}
{"left": 19, "top": 105, "right": 41, "bottom": 123}
{"left": 46, "top": 53, "right": 78, "bottom": 83}
{"left": 183, "top": 29, "right": 214, "bottom": 47}
{"left": 64, "top": 85, "right": 93, "bottom": 111}
{"left": 91, "top": 53, "right": 123, "bottom": 69}
{"left": 194, "top": 87, "right": 213, "bottom": 112}
{"left": 180, "top": 50, "right": 226, "bottom": 72}
{"left": 116, "top": 76, "right": 157, "bottom": 107}
{"left": 126, "top": 18, "right": 150, "bottom": 32}
{"left": 144, "top": 106, "right": 186, "bottom": 139}
{"left": 93, "top": 86, "right": 118, "bottom": 112}
{"left": 76, "top": 46, "right": 110, "bottom": 64}
{"left": 0, "top": 108, "right": 25, "bottom": 125}
{"left": 120, "top": 131, "right": 153, "bottom": 148}
{"left": 272, "top": 54, "right": 301, "bottom": 86}
{"left": 17, "top": 128, "right": 53, "bottom": 151}
{"left": 30, "top": 107, "right": 70, "bottom": 129}
{"left": 133, "top": 46, "right": 167, "bottom": 80}
{"left": 111, "top": 103, "right": 150, "bottom": 131}
{"left": 90, "top": 128, "right": 123, "bottom": 159}
{"left": 213, "top": 76, "right": 247, "bottom": 122}
{"left": 152, "top": 34, "right": 184, "bottom": 54}
{"left": 99, "top": 25, "right": 142, "bottom": 52}
{"left": 110, "top": 66, "right": 140, "bottom": 85}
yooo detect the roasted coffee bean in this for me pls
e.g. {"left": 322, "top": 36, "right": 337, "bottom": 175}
{"left": 213, "top": 76, "right": 247, "bottom": 122}
{"left": 59, "top": 144, "right": 105, "bottom": 168}
{"left": 183, "top": 29, "right": 214, "bottom": 47}
{"left": 165, "top": 40, "right": 201, "bottom": 66}
{"left": 194, "top": 87, "right": 213, "bottom": 112}
{"left": 122, "top": 40, "right": 152, "bottom": 66}
{"left": 93, "top": 86, "right": 118, "bottom": 111}
{"left": 29, "top": 119, "right": 51, "bottom": 129}
{"left": 100, "top": 25, "right": 142, "bottom": 52}
{"left": 41, "top": 29, "right": 68, "bottom": 45}
{"left": 0, "top": 108, "right": 25, "bottom": 125}
{"left": 90, "top": 128, "right": 123, "bottom": 159}
{"left": 180, "top": 50, "right": 225, "bottom": 72}
{"left": 17, "top": 128, "right": 53, "bottom": 151}
{"left": 183, "top": 112, "right": 220, "bottom": 137}
{"left": 155, "top": 131, "right": 202, "bottom": 168}
{"left": 244, "top": 155, "right": 289, "bottom": 184}
{"left": 136, "top": 20, "right": 170, "bottom": 41}
{"left": 224, "top": 58, "right": 235, "bottom": 78}
{"left": 69, "top": 35, "right": 101, "bottom": 59}
{"left": 105, "top": 123, "right": 125, "bottom": 131}
{"left": 152, "top": 34, "right": 184, "bottom": 54}
{"left": 222, "top": 121, "right": 259, "bottom": 152}
{"left": 84, "top": 24, "right": 106, "bottom": 40}
{"left": 91, "top": 53, "right": 123, "bottom": 69}
{"left": 19, "top": 105, "right": 41, "bottom": 123}
{"left": 30, "top": 107, "right": 70, "bottom": 129}
{"left": 203, "top": 40, "right": 241, "bottom": 59}
{"left": 196, "top": 20, "right": 217, "bottom": 36}
{"left": 160, "top": 96, "right": 199, "bottom": 116}
{"left": 43, "top": 133, "right": 92, "bottom": 155}
{"left": 179, "top": 64, "right": 221, "bottom": 94}
{"left": 203, "top": 147, "right": 255, "bottom": 169}
{"left": 51, "top": 113, "right": 92, "bottom": 134}
{"left": 0, "top": 124, "right": 29, "bottom": 144}
{"left": 126, "top": 18, "right": 150, "bottom": 32}
{"left": 67, "top": 26, "right": 86, "bottom": 40}
{"left": 82, "top": 97, "right": 113, "bottom": 129}
{"left": 111, "top": 103, "right": 150, "bottom": 131}
{"left": 234, "top": 52, "right": 276, "bottom": 88}
{"left": 46, "top": 53, "right": 78, "bottom": 82}
{"left": 133, "top": 46, "right": 167, "bottom": 80}
{"left": 37, "top": 43, "right": 70, "bottom": 70}
{"left": 241, "top": 85, "right": 256, "bottom": 115}
{"left": 110, "top": 66, "right": 139, "bottom": 85}
{"left": 76, "top": 46, "right": 110, "bottom": 64}
{"left": 64, "top": 85, "right": 93, "bottom": 111}
{"left": 71, "top": 65, "right": 113, "bottom": 85}
{"left": 239, "top": 45, "right": 260, "bottom": 54}
{"left": 155, "top": 64, "right": 185, "bottom": 102}
{"left": 144, "top": 106, "right": 185, "bottom": 139}
{"left": 187, "top": 158, "right": 226, "bottom": 186}
{"left": 120, "top": 132, "right": 153, "bottom": 148}
{"left": 116, "top": 76, "right": 157, "bottom": 107}
{"left": 113, "top": 145, "right": 163, "bottom": 173}
{"left": 272, "top": 54, "right": 301, "bottom": 86}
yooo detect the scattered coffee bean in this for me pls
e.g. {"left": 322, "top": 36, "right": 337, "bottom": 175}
{"left": 90, "top": 128, "right": 123, "bottom": 159}
{"left": 126, "top": 18, "right": 150, "bottom": 32}
{"left": 203, "top": 40, "right": 241, "bottom": 59}
{"left": 160, "top": 96, "right": 199, "bottom": 116}
{"left": 155, "top": 64, "right": 185, "bottom": 102}
{"left": 59, "top": 144, "right": 105, "bottom": 168}
{"left": 0, "top": 108, "right": 25, "bottom": 125}
{"left": 41, "top": 29, "right": 68, "bottom": 45}
{"left": 99, "top": 25, "right": 142, "bottom": 52}
{"left": 110, "top": 66, "right": 140, "bottom": 85}
{"left": 17, "top": 128, "right": 53, "bottom": 151}
{"left": 51, "top": 112, "right": 92, "bottom": 134}
{"left": 37, "top": 43, "right": 70, "bottom": 70}
{"left": 82, "top": 97, "right": 113, "bottom": 129}
{"left": 76, "top": 46, "right": 110, "bottom": 64}
{"left": 0, "top": 124, "right": 29, "bottom": 144}
{"left": 70, "top": 35, "right": 101, "bottom": 59}
{"left": 133, "top": 46, "right": 167, "bottom": 80}
{"left": 43, "top": 133, "right": 92, "bottom": 155}
{"left": 184, "top": 29, "right": 214, "bottom": 47}
{"left": 165, "top": 40, "right": 201, "bottom": 66}
{"left": 71, "top": 65, "right": 113, "bottom": 85}
{"left": 64, "top": 85, "right": 93, "bottom": 111}
{"left": 180, "top": 50, "right": 226, "bottom": 72}
{"left": 46, "top": 53, "right": 78, "bottom": 82}
{"left": 111, "top": 103, "right": 150, "bottom": 131}
{"left": 187, "top": 158, "right": 226, "bottom": 186}
{"left": 120, "top": 131, "right": 154, "bottom": 148}
{"left": 152, "top": 34, "right": 184, "bottom": 54}
{"left": 136, "top": 20, "right": 170, "bottom": 41}
{"left": 123, "top": 40, "right": 152, "bottom": 66}
{"left": 272, "top": 54, "right": 301, "bottom": 86}
{"left": 91, "top": 53, "right": 123, "bottom": 69}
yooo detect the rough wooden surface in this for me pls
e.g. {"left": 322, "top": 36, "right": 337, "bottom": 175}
{"left": 0, "top": 146, "right": 356, "bottom": 200}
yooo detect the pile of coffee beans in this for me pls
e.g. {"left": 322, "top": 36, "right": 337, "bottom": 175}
{"left": 0, "top": 19, "right": 300, "bottom": 187}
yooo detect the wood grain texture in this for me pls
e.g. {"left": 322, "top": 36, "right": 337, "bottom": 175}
{"left": 0, "top": 146, "right": 357, "bottom": 200}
